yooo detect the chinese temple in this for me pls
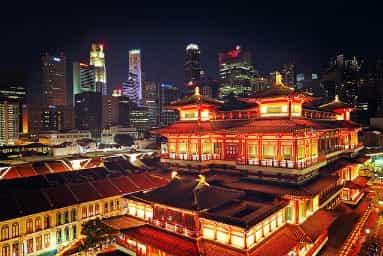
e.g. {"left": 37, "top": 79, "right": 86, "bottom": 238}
{"left": 115, "top": 72, "right": 370, "bottom": 256}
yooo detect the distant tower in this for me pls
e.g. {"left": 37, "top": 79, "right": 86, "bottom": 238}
{"left": 129, "top": 49, "right": 142, "bottom": 102}
{"left": 281, "top": 63, "right": 296, "bottom": 87}
{"left": 90, "top": 43, "right": 107, "bottom": 96}
{"left": 73, "top": 62, "right": 96, "bottom": 105}
{"left": 184, "top": 43, "right": 202, "bottom": 86}
{"left": 41, "top": 52, "right": 67, "bottom": 106}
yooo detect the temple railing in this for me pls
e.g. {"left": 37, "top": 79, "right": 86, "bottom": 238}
{"left": 244, "top": 156, "right": 320, "bottom": 169}
{"left": 149, "top": 218, "right": 198, "bottom": 238}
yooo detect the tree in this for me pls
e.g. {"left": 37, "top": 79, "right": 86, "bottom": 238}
{"left": 80, "top": 218, "right": 115, "bottom": 251}
{"left": 114, "top": 134, "right": 134, "bottom": 146}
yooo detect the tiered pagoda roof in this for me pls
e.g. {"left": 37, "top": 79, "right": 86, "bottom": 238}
{"left": 319, "top": 95, "right": 353, "bottom": 111}
{"left": 169, "top": 87, "right": 223, "bottom": 108}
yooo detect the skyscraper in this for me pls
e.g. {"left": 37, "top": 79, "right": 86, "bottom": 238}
{"left": 73, "top": 62, "right": 96, "bottom": 105}
{"left": 184, "top": 43, "right": 202, "bottom": 86}
{"left": 129, "top": 49, "right": 142, "bottom": 102}
{"left": 143, "top": 80, "right": 160, "bottom": 128}
{"left": 41, "top": 52, "right": 67, "bottom": 106}
{"left": 122, "top": 72, "right": 139, "bottom": 103}
{"left": 75, "top": 92, "right": 102, "bottom": 138}
{"left": 159, "top": 83, "right": 180, "bottom": 127}
{"left": 281, "top": 63, "right": 296, "bottom": 87}
{"left": 218, "top": 45, "right": 256, "bottom": 98}
{"left": 0, "top": 100, "right": 19, "bottom": 145}
{"left": 90, "top": 43, "right": 107, "bottom": 96}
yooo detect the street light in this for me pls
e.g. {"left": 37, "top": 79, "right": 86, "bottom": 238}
{"left": 365, "top": 228, "right": 371, "bottom": 234}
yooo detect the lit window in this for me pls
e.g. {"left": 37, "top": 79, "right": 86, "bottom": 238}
{"left": 262, "top": 144, "right": 275, "bottom": 159}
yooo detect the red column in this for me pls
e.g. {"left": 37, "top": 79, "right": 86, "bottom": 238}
{"left": 258, "top": 136, "right": 263, "bottom": 161}
{"left": 222, "top": 137, "right": 226, "bottom": 160}
{"left": 277, "top": 135, "right": 281, "bottom": 166}
{"left": 198, "top": 138, "right": 202, "bottom": 161}
{"left": 294, "top": 200, "right": 299, "bottom": 224}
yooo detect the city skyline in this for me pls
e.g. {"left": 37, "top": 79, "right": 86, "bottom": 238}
{"left": 0, "top": 2, "right": 382, "bottom": 97}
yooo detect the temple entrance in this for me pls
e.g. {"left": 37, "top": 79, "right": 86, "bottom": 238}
{"left": 225, "top": 143, "right": 239, "bottom": 160}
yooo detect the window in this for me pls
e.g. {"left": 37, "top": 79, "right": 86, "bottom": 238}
{"left": 56, "top": 212, "right": 62, "bottom": 226}
{"left": 27, "top": 239, "right": 33, "bottom": 254}
{"left": 56, "top": 229, "right": 62, "bottom": 244}
{"left": 282, "top": 145, "right": 292, "bottom": 160}
{"left": 202, "top": 143, "right": 211, "bottom": 154}
{"left": 26, "top": 219, "right": 33, "bottom": 234}
{"left": 36, "top": 236, "right": 42, "bottom": 251}
{"left": 95, "top": 204, "right": 100, "bottom": 215}
{"left": 178, "top": 142, "right": 187, "bottom": 154}
{"left": 2, "top": 245, "right": 10, "bottom": 256}
{"left": 82, "top": 206, "right": 87, "bottom": 219}
{"left": 104, "top": 203, "right": 109, "bottom": 213}
{"left": 35, "top": 217, "right": 42, "bottom": 231}
{"left": 110, "top": 201, "right": 114, "bottom": 211}
{"left": 116, "top": 200, "right": 120, "bottom": 210}
{"left": 64, "top": 211, "right": 69, "bottom": 224}
{"left": 44, "top": 215, "right": 51, "bottom": 229}
{"left": 248, "top": 143, "right": 257, "bottom": 159}
{"left": 88, "top": 205, "right": 94, "bottom": 217}
{"left": 72, "top": 225, "right": 77, "bottom": 239}
{"left": 169, "top": 143, "right": 176, "bottom": 153}
{"left": 1, "top": 225, "right": 9, "bottom": 241}
{"left": 262, "top": 144, "right": 275, "bottom": 159}
{"left": 44, "top": 233, "right": 50, "bottom": 248}
{"left": 11, "top": 223, "right": 19, "bottom": 238}
{"left": 213, "top": 142, "right": 221, "bottom": 154}
{"left": 12, "top": 243, "right": 19, "bottom": 256}
{"left": 64, "top": 227, "right": 70, "bottom": 242}
{"left": 312, "top": 142, "right": 318, "bottom": 156}
{"left": 297, "top": 144, "right": 305, "bottom": 160}
{"left": 71, "top": 209, "right": 77, "bottom": 221}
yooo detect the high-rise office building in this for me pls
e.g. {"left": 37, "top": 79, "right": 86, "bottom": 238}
{"left": 122, "top": 73, "right": 139, "bottom": 103}
{"left": 218, "top": 45, "right": 256, "bottom": 98}
{"left": 42, "top": 52, "right": 67, "bottom": 106}
{"left": 143, "top": 80, "right": 159, "bottom": 128}
{"left": 90, "top": 43, "right": 107, "bottom": 96}
{"left": 129, "top": 49, "right": 142, "bottom": 101}
{"left": 0, "top": 100, "right": 19, "bottom": 145}
{"left": 22, "top": 105, "right": 74, "bottom": 134}
{"left": 75, "top": 92, "right": 102, "bottom": 138}
{"left": 321, "top": 54, "right": 361, "bottom": 105}
{"left": 184, "top": 43, "right": 202, "bottom": 86}
{"left": 281, "top": 63, "right": 296, "bottom": 87}
{"left": 159, "top": 83, "right": 180, "bottom": 127}
{"left": 102, "top": 96, "right": 119, "bottom": 128}
{"left": 73, "top": 62, "right": 96, "bottom": 104}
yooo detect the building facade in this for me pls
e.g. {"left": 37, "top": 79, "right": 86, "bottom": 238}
{"left": 129, "top": 49, "right": 142, "bottom": 102}
{"left": 41, "top": 53, "right": 67, "bottom": 106}
{"left": 90, "top": 43, "right": 107, "bottom": 96}
{"left": 72, "top": 62, "right": 96, "bottom": 105}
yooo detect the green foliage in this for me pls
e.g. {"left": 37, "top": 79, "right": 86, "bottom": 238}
{"left": 80, "top": 218, "right": 115, "bottom": 250}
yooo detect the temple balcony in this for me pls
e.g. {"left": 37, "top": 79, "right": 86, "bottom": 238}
{"left": 149, "top": 218, "right": 199, "bottom": 238}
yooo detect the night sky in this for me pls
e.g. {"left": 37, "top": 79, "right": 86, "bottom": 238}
{"left": 0, "top": 1, "right": 382, "bottom": 99}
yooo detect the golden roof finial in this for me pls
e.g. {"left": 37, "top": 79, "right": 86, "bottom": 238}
{"left": 194, "top": 86, "right": 200, "bottom": 96}
{"left": 334, "top": 95, "right": 339, "bottom": 102}
{"left": 171, "top": 171, "right": 180, "bottom": 180}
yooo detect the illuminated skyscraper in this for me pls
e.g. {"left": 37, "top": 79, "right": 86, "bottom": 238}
{"left": 42, "top": 52, "right": 67, "bottom": 106}
{"left": 73, "top": 62, "right": 96, "bottom": 104}
{"left": 90, "top": 43, "right": 107, "bottom": 96}
{"left": 129, "top": 49, "right": 142, "bottom": 101}
{"left": 281, "top": 63, "right": 296, "bottom": 87}
{"left": 218, "top": 45, "right": 256, "bottom": 98}
{"left": 0, "top": 100, "right": 19, "bottom": 145}
{"left": 122, "top": 72, "right": 139, "bottom": 103}
{"left": 184, "top": 43, "right": 201, "bottom": 85}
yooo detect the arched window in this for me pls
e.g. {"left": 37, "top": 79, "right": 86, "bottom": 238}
{"left": 1, "top": 225, "right": 9, "bottom": 241}
{"left": 44, "top": 215, "right": 51, "bottom": 229}
{"left": 44, "top": 233, "right": 50, "bottom": 248}
{"left": 116, "top": 200, "right": 120, "bottom": 210}
{"left": 26, "top": 219, "right": 33, "bottom": 234}
{"left": 71, "top": 209, "right": 77, "bottom": 222}
{"left": 56, "top": 229, "right": 62, "bottom": 244}
{"left": 64, "top": 211, "right": 69, "bottom": 224}
{"left": 104, "top": 202, "right": 108, "bottom": 213}
{"left": 11, "top": 223, "right": 19, "bottom": 238}
{"left": 72, "top": 225, "right": 77, "bottom": 239}
{"left": 56, "top": 212, "right": 62, "bottom": 226}
{"left": 95, "top": 203, "right": 100, "bottom": 215}
{"left": 82, "top": 206, "right": 87, "bottom": 219}
{"left": 64, "top": 227, "right": 70, "bottom": 242}
{"left": 35, "top": 217, "right": 42, "bottom": 231}
{"left": 2, "top": 244, "right": 10, "bottom": 256}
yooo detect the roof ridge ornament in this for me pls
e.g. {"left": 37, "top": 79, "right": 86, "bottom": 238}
{"left": 194, "top": 86, "right": 200, "bottom": 96}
